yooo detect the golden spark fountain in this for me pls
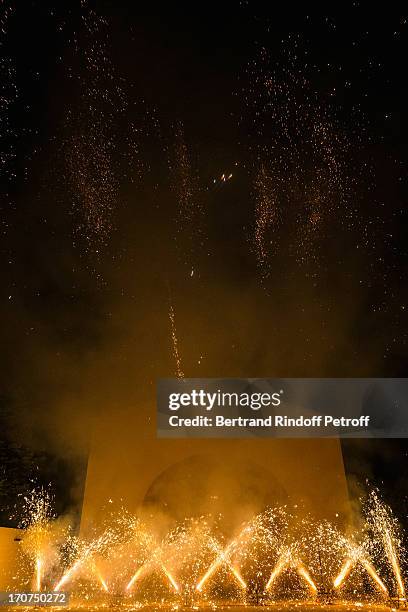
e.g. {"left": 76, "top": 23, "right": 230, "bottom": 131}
{"left": 35, "top": 557, "right": 42, "bottom": 592}
{"left": 367, "top": 490, "right": 406, "bottom": 599}
{"left": 161, "top": 564, "right": 179, "bottom": 591}
{"left": 383, "top": 521, "right": 405, "bottom": 599}
{"left": 265, "top": 547, "right": 316, "bottom": 593}
{"left": 361, "top": 559, "right": 388, "bottom": 595}
{"left": 126, "top": 561, "right": 179, "bottom": 592}
{"left": 54, "top": 558, "right": 83, "bottom": 592}
{"left": 296, "top": 561, "right": 317, "bottom": 592}
{"left": 196, "top": 536, "right": 246, "bottom": 591}
{"left": 333, "top": 558, "right": 353, "bottom": 589}
{"left": 20, "top": 488, "right": 58, "bottom": 593}
{"left": 92, "top": 562, "right": 109, "bottom": 592}
{"left": 333, "top": 552, "right": 388, "bottom": 596}
{"left": 265, "top": 549, "right": 291, "bottom": 590}
{"left": 10, "top": 488, "right": 408, "bottom": 606}
{"left": 126, "top": 565, "right": 145, "bottom": 591}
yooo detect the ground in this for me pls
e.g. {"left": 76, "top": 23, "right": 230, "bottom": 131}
{"left": 1, "top": 604, "right": 399, "bottom": 612}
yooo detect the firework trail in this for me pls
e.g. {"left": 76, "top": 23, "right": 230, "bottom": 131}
{"left": 167, "top": 287, "right": 184, "bottom": 378}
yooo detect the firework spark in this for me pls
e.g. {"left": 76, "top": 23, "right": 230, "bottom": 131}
{"left": 54, "top": 558, "right": 83, "bottom": 592}
{"left": 54, "top": 525, "right": 121, "bottom": 592}
{"left": 126, "top": 531, "right": 179, "bottom": 594}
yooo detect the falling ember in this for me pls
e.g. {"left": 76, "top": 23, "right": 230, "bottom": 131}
{"left": 171, "top": 123, "right": 205, "bottom": 273}
{"left": 334, "top": 558, "right": 353, "bottom": 589}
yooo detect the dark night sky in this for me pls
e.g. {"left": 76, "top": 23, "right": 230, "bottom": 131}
{"left": 1, "top": 1, "right": 408, "bottom": 524}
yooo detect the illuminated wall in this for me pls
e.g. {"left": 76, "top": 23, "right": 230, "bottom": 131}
{"left": 0, "top": 528, "right": 25, "bottom": 590}
{"left": 80, "top": 407, "right": 350, "bottom": 533}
